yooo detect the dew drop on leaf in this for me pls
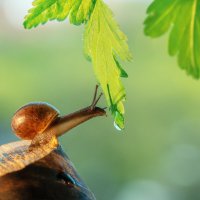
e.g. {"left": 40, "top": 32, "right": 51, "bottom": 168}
{"left": 114, "top": 111, "right": 124, "bottom": 131}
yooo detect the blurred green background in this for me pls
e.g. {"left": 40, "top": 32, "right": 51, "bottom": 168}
{"left": 1, "top": 1, "right": 200, "bottom": 199}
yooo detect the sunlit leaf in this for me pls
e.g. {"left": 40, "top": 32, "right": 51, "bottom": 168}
{"left": 84, "top": 0, "right": 132, "bottom": 130}
{"left": 144, "top": 0, "right": 200, "bottom": 78}
{"left": 24, "top": 0, "right": 96, "bottom": 28}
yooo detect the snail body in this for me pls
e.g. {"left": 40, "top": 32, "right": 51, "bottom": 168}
{"left": 11, "top": 86, "right": 105, "bottom": 142}
{"left": 11, "top": 102, "right": 105, "bottom": 143}
{"left": 0, "top": 86, "right": 105, "bottom": 177}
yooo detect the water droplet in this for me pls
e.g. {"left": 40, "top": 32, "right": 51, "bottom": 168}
{"left": 114, "top": 111, "right": 124, "bottom": 131}
{"left": 114, "top": 121, "right": 122, "bottom": 131}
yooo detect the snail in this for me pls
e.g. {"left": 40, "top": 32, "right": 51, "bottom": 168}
{"left": 0, "top": 86, "right": 106, "bottom": 177}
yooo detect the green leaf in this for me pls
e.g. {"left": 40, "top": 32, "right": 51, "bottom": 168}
{"left": 24, "top": 0, "right": 96, "bottom": 29}
{"left": 144, "top": 0, "right": 200, "bottom": 78}
{"left": 84, "top": 0, "right": 132, "bottom": 130}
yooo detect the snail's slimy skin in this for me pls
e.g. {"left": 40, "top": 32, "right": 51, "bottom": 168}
{"left": 51, "top": 106, "right": 106, "bottom": 138}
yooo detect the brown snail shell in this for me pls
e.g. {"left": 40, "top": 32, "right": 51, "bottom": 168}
{"left": 11, "top": 102, "right": 60, "bottom": 140}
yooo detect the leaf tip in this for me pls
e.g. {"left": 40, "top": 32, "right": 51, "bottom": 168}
{"left": 114, "top": 111, "right": 125, "bottom": 131}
